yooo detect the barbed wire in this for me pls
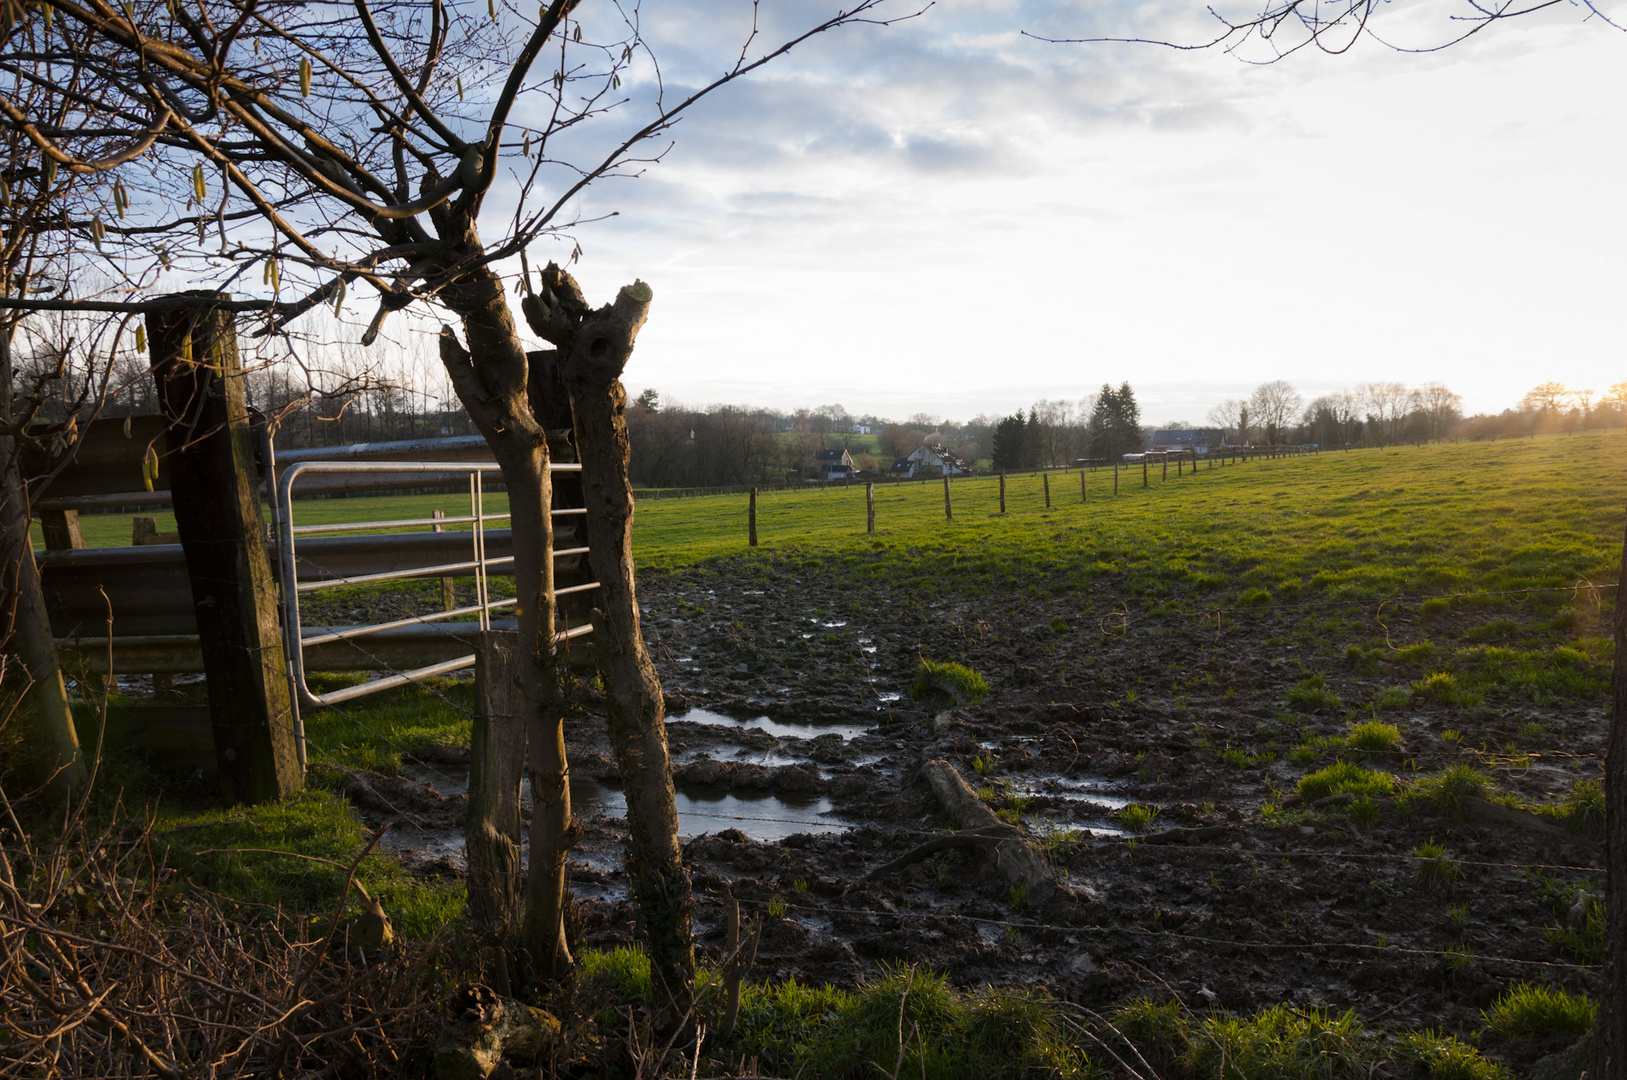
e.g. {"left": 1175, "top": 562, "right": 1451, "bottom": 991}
{"left": 724, "top": 894, "right": 1601, "bottom": 975}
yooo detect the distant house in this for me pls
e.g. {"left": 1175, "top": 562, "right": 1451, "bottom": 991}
{"left": 851, "top": 422, "right": 872, "bottom": 435}
{"left": 892, "top": 442, "right": 971, "bottom": 479}
{"left": 1149, "top": 429, "right": 1224, "bottom": 455}
{"left": 813, "top": 448, "right": 856, "bottom": 480}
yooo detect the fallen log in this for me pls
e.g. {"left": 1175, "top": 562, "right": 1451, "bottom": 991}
{"left": 918, "top": 759, "right": 1056, "bottom": 900}
{"left": 865, "top": 824, "right": 1019, "bottom": 881}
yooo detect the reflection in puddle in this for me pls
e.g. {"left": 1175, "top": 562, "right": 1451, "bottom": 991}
{"left": 389, "top": 765, "right": 854, "bottom": 863}
{"left": 573, "top": 778, "right": 851, "bottom": 841}
{"left": 669, "top": 706, "right": 871, "bottom": 742}
{"left": 1011, "top": 775, "right": 1132, "bottom": 811}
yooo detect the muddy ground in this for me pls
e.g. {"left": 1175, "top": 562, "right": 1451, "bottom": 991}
{"left": 341, "top": 555, "right": 1607, "bottom": 1075}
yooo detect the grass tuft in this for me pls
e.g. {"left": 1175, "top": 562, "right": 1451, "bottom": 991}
{"left": 1401, "top": 1029, "right": 1511, "bottom": 1079}
{"left": 1297, "top": 760, "right": 1395, "bottom": 802}
{"left": 1347, "top": 720, "right": 1402, "bottom": 754}
{"left": 1409, "top": 764, "right": 1491, "bottom": 818}
{"left": 1286, "top": 674, "right": 1341, "bottom": 714}
{"left": 1412, "top": 838, "right": 1462, "bottom": 891}
{"left": 911, "top": 659, "right": 990, "bottom": 706}
{"left": 1482, "top": 983, "right": 1596, "bottom": 1041}
{"left": 1117, "top": 803, "right": 1161, "bottom": 833}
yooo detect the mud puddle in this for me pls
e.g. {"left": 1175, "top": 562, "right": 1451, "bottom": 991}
{"left": 390, "top": 764, "right": 854, "bottom": 871}
{"left": 669, "top": 705, "right": 872, "bottom": 742}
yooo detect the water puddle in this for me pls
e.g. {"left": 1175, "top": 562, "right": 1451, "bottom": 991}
{"left": 574, "top": 778, "right": 851, "bottom": 841}
{"left": 1009, "top": 775, "right": 1132, "bottom": 811}
{"left": 390, "top": 765, "right": 854, "bottom": 868}
{"left": 669, "top": 706, "right": 872, "bottom": 742}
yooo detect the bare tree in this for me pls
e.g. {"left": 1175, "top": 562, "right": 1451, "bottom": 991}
{"left": 1415, "top": 381, "right": 1462, "bottom": 441}
{"left": 1247, "top": 379, "right": 1301, "bottom": 446}
{"left": 1206, "top": 397, "right": 1250, "bottom": 445}
{"left": 1, "top": 0, "right": 917, "bottom": 1012}
{"left": 1522, "top": 381, "right": 1572, "bottom": 415}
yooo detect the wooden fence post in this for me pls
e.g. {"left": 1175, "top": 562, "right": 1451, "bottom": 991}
{"left": 433, "top": 508, "right": 455, "bottom": 610}
{"left": 748, "top": 488, "right": 758, "bottom": 546}
{"left": 1177, "top": 457, "right": 1184, "bottom": 478}
{"left": 1142, "top": 459, "right": 1149, "bottom": 488}
{"left": 943, "top": 476, "right": 952, "bottom": 520}
{"left": 148, "top": 296, "right": 300, "bottom": 805}
{"left": 39, "top": 509, "right": 84, "bottom": 549}
{"left": 1161, "top": 458, "right": 1168, "bottom": 482}
{"left": 999, "top": 472, "right": 1007, "bottom": 514}
{"left": 1043, "top": 472, "right": 1050, "bottom": 508}
{"left": 866, "top": 482, "right": 875, "bottom": 534}
{"left": 1081, "top": 470, "right": 1087, "bottom": 503}
{"left": 1113, "top": 461, "right": 1119, "bottom": 495}
{"left": 468, "top": 631, "right": 524, "bottom": 992}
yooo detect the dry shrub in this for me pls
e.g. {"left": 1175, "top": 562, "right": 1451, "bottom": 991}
{"left": 0, "top": 784, "right": 444, "bottom": 1078}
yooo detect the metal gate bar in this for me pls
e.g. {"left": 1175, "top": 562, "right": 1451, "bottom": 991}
{"left": 274, "top": 460, "right": 597, "bottom": 767}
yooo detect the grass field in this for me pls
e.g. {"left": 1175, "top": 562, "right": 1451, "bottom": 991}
{"left": 632, "top": 434, "right": 1625, "bottom": 601}
{"left": 47, "top": 433, "right": 1627, "bottom": 614}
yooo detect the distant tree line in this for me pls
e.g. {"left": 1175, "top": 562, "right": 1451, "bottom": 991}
{"left": 14, "top": 332, "right": 1621, "bottom": 488}
{"left": 1208, "top": 380, "right": 1627, "bottom": 448}
{"left": 987, "top": 383, "right": 1144, "bottom": 471}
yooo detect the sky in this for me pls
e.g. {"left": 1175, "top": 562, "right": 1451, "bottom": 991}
{"left": 482, "top": 0, "right": 1627, "bottom": 425}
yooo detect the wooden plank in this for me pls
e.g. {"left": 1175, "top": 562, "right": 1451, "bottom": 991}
{"left": 148, "top": 298, "right": 301, "bottom": 805}
{"left": 39, "top": 509, "right": 84, "bottom": 549}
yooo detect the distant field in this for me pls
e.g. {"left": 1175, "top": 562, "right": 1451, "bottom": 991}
{"left": 39, "top": 433, "right": 1627, "bottom": 609}
{"left": 633, "top": 433, "right": 1627, "bottom": 606}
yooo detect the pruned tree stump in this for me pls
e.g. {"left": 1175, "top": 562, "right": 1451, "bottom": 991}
{"left": 914, "top": 759, "right": 1058, "bottom": 902}
{"left": 434, "top": 984, "right": 560, "bottom": 1080}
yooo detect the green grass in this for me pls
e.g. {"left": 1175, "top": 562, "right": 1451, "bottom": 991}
{"left": 47, "top": 436, "right": 1627, "bottom": 627}
{"left": 1406, "top": 764, "right": 1492, "bottom": 818}
{"left": 1117, "top": 803, "right": 1161, "bottom": 832}
{"left": 1482, "top": 983, "right": 1596, "bottom": 1041}
{"left": 1401, "top": 1030, "right": 1511, "bottom": 1079}
{"left": 1347, "top": 720, "right": 1402, "bottom": 754}
{"left": 728, "top": 963, "right": 1084, "bottom": 1079}
{"left": 301, "top": 677, "right": 473, "bottom": 773}
{"left": 1544, "top": 778, "right": 1606, "bottom": 836}
{"left": 150, "top": 785, "right": 464, "bottom": 939}
{"left": 1297, "top": 760, "right": 1396, "bottom": 801}
{"left": 910, "top": 659, "right": 990, "bottom": 706}
{"left": 1411, "top": 839, "right": 1462, "bottom": 891}
{"left": 1286, "top": 674, "right": 1341, "bottom": 714}
{"left": 1109, "top": 998, "right": 1486, "bottom": 1080}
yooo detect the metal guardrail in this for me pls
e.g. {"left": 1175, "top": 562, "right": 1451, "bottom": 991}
{"left": 273, "top": 459, "right": 599, "bottom": 768}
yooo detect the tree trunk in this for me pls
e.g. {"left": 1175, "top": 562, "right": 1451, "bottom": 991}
{"left": 525, "top": 269, "right": 696, "bottom": 1018}
{"left": 1603, "top": 510, "right": 1627, "bottom": 1074}
{"left": 435, "top": 253, "right": 572, "bottom": 982}
{"left": 0, "top": 329, "right": 83, "bottom": 796}
{"left": 0, "top": 450, "right": 83, "bottom": 794}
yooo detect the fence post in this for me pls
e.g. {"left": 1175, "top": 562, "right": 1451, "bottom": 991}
{"left": 1043, "top": 472, "right": 1051, "bottom": 508}
{"left": 943, "top": 476, "right": 952, "bottom": 520}
{"left": 433, "top": 508, "right": 455, "bottom": 610}
{"left": 467, "top": 631, "right": 524, "bottom": 991}
{"left": 1178, "top": 457, "right": 1184, "bottom": 478}
{"left": 866, "top": 482, "right": 875, "bottom": 534}
{"left": 748, "top": 488, "right": 758, "bottom": 546}
{"left": 1142, "top": 459, "right": 1149, "bottom": 488}
{"left": 1081, "top": 470, "right": 1087, "bottom": 503}
{"left": 39, "top": 509, "right": 84, "bottom": 549}
{"left": 148, "top": 295, "right": 300, "bottom": 804}
{"left": 999, "top": 472, "right": 1007, "bottom": 514}
{"left": 1113, "top": 461, "right": 1119, "bottom": 496}
{"left": 1162, "top": 458, "right": 1168, "bottom": 482}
